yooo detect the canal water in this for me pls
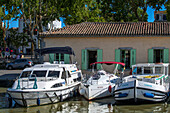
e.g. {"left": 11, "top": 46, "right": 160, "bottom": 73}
{"left": 0, "top": 87, "right": 170, "bottom": 113}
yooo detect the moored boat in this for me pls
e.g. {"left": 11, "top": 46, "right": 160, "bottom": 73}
{"left": 79, "top": 61, "right": 125, "bottom": 100}
{"left": 7, "top": 47, "right": 82, "bottom": 107}
{"left": 114, "top": 63, "right": 170, "bottom": 104}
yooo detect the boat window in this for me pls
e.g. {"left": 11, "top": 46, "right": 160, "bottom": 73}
{"left": 61, "top": 71, "right": 66, "bottom": 79}
{"left": 48, "top": 71, "right": 60, "bottom": 78}
{"left": 155, "top": 67, "right": 163, "bottom": 74}
{"left": 51, "top": 83, "right": 62, "bottom": 88}
{"left": 165, "top": 67, "right": 168, "bottom": 75}
{"left": 92, "top": 74, "right": 100, "bottom": 80}
{"left": 61, "top": 71, "right": 71, "bottom": 79}
{"left": 20, "top": 71, "right": 31, "bottom": 78}
{"left": 110, "top": 79, "right": 117, "bottom": 83}
{"left": 133, "top": 67, "right": 142, "bottom": 75}
{"left": 137, "top": 67, "right": 142, "bottom": 75}
{"left": 32, "top": 70, "right": 47, "bottom": 77}
{"left": 77, "top": 72, "right": 82, "bottom": 81}
{"left": 144, "top": 67, "right": 153, "bottom": 74}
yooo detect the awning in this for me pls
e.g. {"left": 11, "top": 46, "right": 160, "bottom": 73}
{"left": 34, "top": 46, "right": 75, "bottom": 55}
{"left": 90, "top": 61, "right": 125, "bottom": 66}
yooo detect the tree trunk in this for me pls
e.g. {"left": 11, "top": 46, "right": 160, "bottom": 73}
{"left": 2, "top": 30, "right": 6, "bottom": 50}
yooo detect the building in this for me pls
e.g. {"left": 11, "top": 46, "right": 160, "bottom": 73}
{"left": 39, "top": 22, "right": 170, "bottom": 72}
{"left": 154, "top": 11, "right": 167, "bottom": 22}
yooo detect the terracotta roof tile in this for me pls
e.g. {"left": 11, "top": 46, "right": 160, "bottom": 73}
{"left": 40, "top": 22, "right": 170, "bottom": 37}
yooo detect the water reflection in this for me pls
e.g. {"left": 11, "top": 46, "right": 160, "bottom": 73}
{"left": 0, "top": 87, "right": 170, "bottom": 113}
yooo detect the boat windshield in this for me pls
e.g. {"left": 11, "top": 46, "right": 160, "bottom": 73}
{"left": 155, "top": 67, "right": 164, "bottom": 74}
{"left": 48, "top": 71, "right": 60, "bottom": 78}
{"left": 144, "top": 67, "right": 153, "bottom": 74}
{"left": 32, "top": 70, "right": 47, "bottom": 77}
{"left": 20, "top": 71, "right": 32, "bottom": 78}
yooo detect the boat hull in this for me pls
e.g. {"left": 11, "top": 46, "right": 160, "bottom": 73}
{"left": 79, "top": 83, "right": 114, "bottom": 100}
{"left": 114, "top": 80, "right": 168, "bottom": 104}
{"left": 7, "top": 83, "right": 80, "bottom": 107}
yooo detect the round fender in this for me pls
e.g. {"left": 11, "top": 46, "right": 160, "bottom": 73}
{"left": 108, "top": 85, "right": 112, "bottom": 93}
{"left": 37, "top": 98, "right": 40, "bottom": 106}
{"left": 79, "top": 89, "right": 85, "bottom": 95}
{"left": 60, "top": 95, "right": 63, "bottom": 102}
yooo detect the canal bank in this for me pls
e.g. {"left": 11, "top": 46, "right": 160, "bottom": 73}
{"left": 0, "top": 70, "right": 21, "bottom": 87}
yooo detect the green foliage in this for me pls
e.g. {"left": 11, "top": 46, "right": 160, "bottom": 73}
{"left": 165, "top": 0, "right": 170, "bottom": 21}
{"left": 6, "top": 29, "right": 30, "bottom": 50}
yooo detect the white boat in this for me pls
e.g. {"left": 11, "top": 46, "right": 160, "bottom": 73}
{"left": 7, "top": 47, "right": 82, "bottom": 107}
{"left": 79, "top": 61, "right": 125, "bottom": 100}
{"left": 114, "top": 63, "right": 170, "bottom": 104}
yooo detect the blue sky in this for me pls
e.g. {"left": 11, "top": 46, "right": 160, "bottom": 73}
{"left": 147, "top": 5, "right": 166, "bottom": 22}
{"left": 9, "top": 5, "right": 167, "bottom": 28}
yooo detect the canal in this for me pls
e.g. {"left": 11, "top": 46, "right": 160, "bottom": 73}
{"left": 0, "top": 87, "right": 170, "bottom": 113}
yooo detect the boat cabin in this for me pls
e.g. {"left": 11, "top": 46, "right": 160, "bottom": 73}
{"left": 17, "top": 63, "right": 82, "bottom": 89}
{"left": 132, "top": 63, "right": 169, "bottom": 76}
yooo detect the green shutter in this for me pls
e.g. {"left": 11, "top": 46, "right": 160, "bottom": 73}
{"left": 64, "top": 54, "right": 70, "bottom": 64}
{"left": 163, "top": 49, "right": 169, "bottom": 63}
{"left": 148, "top": 49, "right": 154, "bottom": 63}
{"left": 115, "top": 49, "right": 121, "bottom": 69}
{"left": 81, "top": 49, "right": 87, "bottom": 70}
{"left": 130, "top": 49, "right": 136, "bottom": 68}
{"left": 97, "top": 49, "right": 103, "bottom": 70}
{"left": 49, "top": 54, "right": 55, "bottom": 63}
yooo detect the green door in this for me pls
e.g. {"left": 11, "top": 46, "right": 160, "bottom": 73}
{"left": 130, "top": 49, "right": 136, "bottom": 68}
{"left": 49, "top": 54, "right": 55, "bottom": 63}
{"left": 163, "top": 49, "right": 169, "bottom": 63}
{"left": 115, "top": 49, "right": 121, "bottom": 69}
{"left": 148, "top": 49, "right": 154, "bottom": 63}
{"left": 81, "top": 49, "right": 88, "bottom": 70}
{"left": 97, "top": 49, "right": 103, "bottom": 70}
{"left": 64, "top": 54, "right": 70, "bottom": 64}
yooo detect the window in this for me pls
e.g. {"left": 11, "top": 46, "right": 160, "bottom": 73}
{"left": 163, "top": 14, "right": 167, "bottom": 21}
{"left": 32, "top": 70, "right": 47, "bottom": 77}
{"left": 137, "top": 67, "right": 142, "bottom": 75}
{"left": 49, "top": 53, "right": 70, "bottom": 64}
{"left": 115, "top": 48, "right": 136, "bottom": 69}
{"left": 148, "top": 48, "right": 169, "bottom": 63}
{"left": 156, "top": 14, "right": 159, "bottom": 20}
{"left": 20, "top": 71, "right": 31, "bottom": 78}
{"left": 81, "top": 49, "right": 103, "bottom": 70}
{"left": 48, "top": 71, "right": 60, "bottom": 78}
{"left": 144, "top": 67, "right": 153, "bottom": 74}
{"left": 61, "top": 71, "right": 66, "bottom": 79}
{"left": 121, "top": 50, "right": 130, "bottom": 69}
{"left": 56, "top": 53, "right": 64, "bottom": 62}
{"left": 165, "top": 67, "right": 168, "bottom": 75}
{"left": 155, "top": 67, "right": 163, "bottom": 74}
{"left": 51, "top": 83, "right": 62, "bottom": 88}
{"left": 154, "top": 49, "right": 163, "bottom": 63}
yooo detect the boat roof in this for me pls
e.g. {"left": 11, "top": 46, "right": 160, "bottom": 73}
{"left": 34, "top": 46, "right": 75, "bottom": 55}
{"left": 132, "top": 63, "right": 169, "bottom": 67}
{"left": 22, "top": 62, "right": 77, "bottom": 71}
{"left": 90, "top": 61, "right": 125, "bottom": 66}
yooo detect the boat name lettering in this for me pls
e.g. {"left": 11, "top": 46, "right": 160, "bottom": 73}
{"left": 97, "top": 87, "right": 103, "bottom": 88}
{"left": 121, "top": 84, "right": 128, "bottom": 87}
{"left": 144, "top": 84, "right": 152, "bottom": 87}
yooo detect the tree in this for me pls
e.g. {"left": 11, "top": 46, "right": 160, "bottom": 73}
{"left": 6, "top": 29, "right": 30, "bottom": 54}
{"left": 165, "top": 0, "right": 170, "bottom": 21}
{"left": 0, "top": 0, "right": 19, "bottom": 49}
{"left": 128, "top": 0, "right": 166, "bottom": 22}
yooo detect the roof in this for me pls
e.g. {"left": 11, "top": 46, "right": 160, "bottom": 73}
{"left": 132, "top": 63, "right": 169, "bottom": 67}
{"left": 40, "top": 22, "right": 170, "bottom": 37}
